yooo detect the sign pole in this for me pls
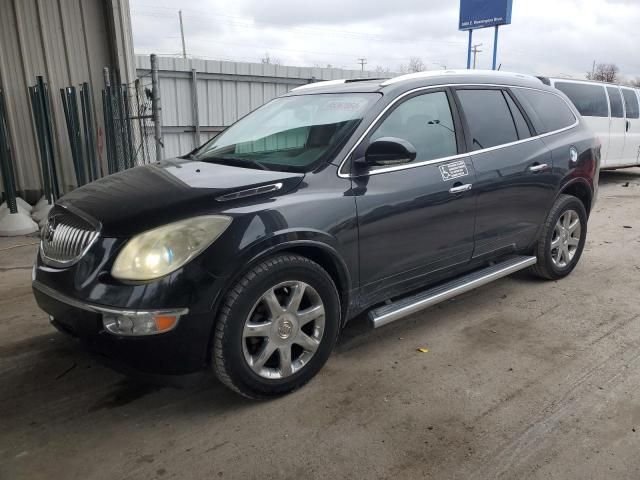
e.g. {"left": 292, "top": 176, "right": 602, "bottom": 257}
{"left": 492, "top": 26, "right": 499, "bottom": 70}
{"left": 467, "top": 29, "right": 473, "bottom": 69}
{"left": 460, "top": 0, "right": 512, "bottom": 70}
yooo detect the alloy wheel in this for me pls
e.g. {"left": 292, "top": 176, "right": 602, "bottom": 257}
{"left": 550, "top": 209, "right": 581, "bottom": 268}
{"left": 242, "top": 281, "right": 326, "bottom": 379}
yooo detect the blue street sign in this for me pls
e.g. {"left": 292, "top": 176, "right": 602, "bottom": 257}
{"left": 459, "top": 0, "right": 513, "bottom": 31}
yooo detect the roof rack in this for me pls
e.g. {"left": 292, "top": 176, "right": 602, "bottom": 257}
{"left": 344, "top": 77, "right": 385, "bottom": 83}
{"left": 291, "top": 79, "right": 346, "bottom": 92}
{"left": 380, "top": 69, "right": 541, "bottom": 86}
{"left": 291, "top": 77, "right": 382, "bottom": 92}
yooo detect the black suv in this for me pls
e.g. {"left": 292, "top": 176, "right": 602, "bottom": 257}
{"left": 33, "top": 70, "right": 600, "bottom": 398}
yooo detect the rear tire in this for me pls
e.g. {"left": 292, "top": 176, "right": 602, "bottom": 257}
{"left": 212, "top": 254, "right": 340, "bottom": 399}
{"left": 531, "top": 194, "right": 587, "bottom": 280}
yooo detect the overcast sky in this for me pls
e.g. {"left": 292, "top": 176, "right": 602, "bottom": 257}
{"left": 130, "top": 0, "right": 640, "bottom": 80}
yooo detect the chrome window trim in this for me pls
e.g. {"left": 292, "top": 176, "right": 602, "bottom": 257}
{"left": 32, "top": 280, "right": 189, "bottom": 317}
{"left": 338, "top": 83, "right": 579, "bottom": 178}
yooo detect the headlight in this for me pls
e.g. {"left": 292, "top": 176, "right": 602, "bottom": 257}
{"left": 111, "top": 215, "right": 232, "bottom": 281}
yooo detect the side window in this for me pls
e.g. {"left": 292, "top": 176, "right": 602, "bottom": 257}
{"left": 456, "top": 89, "right": 519, "bottom": 150}
{"left": 607, "top": 87, "right": 624, "bottom": 118}
{"left": 504, "top": 91, "right": 532, "bottom": 139}
{"left": 513, "top": 89, "right": 576, "bottom": 134}
{"left": 554, "top": 82, "right": 609, "bottom": 117}
{"left": 369, "top": 91, "right": 457, "bottom": 164}
{"left": 622, "top": 89, "right": 640, "bottom": 119}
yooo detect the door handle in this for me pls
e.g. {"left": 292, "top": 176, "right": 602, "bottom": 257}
{"left": 627, "top": 120, "right": 631, "bottom": 132}
{"left": 529, "top": 163, "right": 549, "bottom": 173}
{"left": 449, "top": 183, "right": 472, "bottom": 194}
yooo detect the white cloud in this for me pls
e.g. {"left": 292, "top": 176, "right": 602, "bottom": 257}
{"left": 130, "top": 0, "right": 640, "bottom": 80}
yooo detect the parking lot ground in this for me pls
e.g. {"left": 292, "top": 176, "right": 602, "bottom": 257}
{"left": 1, "top": 169, "right": 639, "bottom": 480}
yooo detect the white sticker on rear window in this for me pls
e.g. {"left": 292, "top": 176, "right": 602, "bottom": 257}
{"left": 439, "top": 160, "right": 469, "bottom": 181}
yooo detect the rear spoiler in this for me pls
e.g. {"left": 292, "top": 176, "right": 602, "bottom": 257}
{"left": 537, "top": 76, "right": 551, "bottom": 86}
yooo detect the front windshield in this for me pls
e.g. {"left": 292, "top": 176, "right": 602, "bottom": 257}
{"left": 194, "top": 92, "right": 381, "bottom": 172}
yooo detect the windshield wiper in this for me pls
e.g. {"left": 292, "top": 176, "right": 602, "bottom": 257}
{"left": 181, "top": 145, "right": 204, "bottom": 160}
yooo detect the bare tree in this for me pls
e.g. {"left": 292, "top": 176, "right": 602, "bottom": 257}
{"left": 629, "top": 77, "right": 640, "bottom": 88}
{"left": 409, "top": 57, "right": 426, "bottom": 72}
{"left": 586, "top": 63, "right": 619, "bottom": 83}
{"left": 374, "top": 65, "right": 391, "bottom": 74}
{"left": 399, "top": 56, "right": 426, "bottom": 74}
{"left": 261, "top": 52, "right": 281, "bottom": 66}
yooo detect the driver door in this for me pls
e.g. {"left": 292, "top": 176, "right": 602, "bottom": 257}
{"left": 351, "top": 89, "right": 476, "bottom": 302}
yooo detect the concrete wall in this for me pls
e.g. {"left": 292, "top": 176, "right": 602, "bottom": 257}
{"left": 135, "top": 55, "right": 396, "bottom": 159}
{"left": 0, "top": 0, "right": 136, "bottom": 197}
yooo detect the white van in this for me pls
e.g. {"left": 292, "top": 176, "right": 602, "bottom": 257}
{"left": 541, "top": 78, "right": 640, "bottom": 169}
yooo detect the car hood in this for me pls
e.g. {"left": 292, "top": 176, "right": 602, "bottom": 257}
{"left": 58, "top": 159, "right": 304, "bottom": 237}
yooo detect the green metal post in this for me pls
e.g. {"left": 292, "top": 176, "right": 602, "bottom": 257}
{"left": 38, "top": 77, "right": 60, "bottom": 198}
{"left": 29, "top": 86, "right": 52, "bottom": 204}
{"left": 0, "top": 89, "right": 18, "bottom": 214}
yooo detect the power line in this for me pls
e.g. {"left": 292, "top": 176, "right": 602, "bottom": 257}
{"left": 136, "top": 35, "right": 434, "bottom": 65}
{"left": 135, "top": 3, "right": 623, "bottom": 73}
{"left": 132, "top": 27, "right": 461, "bottom": 66}
{"left": 130, "top": 7, "right": 466, "bottom": 47}
{"left": 130, "top": 5, "right": 472, "bottom": 70}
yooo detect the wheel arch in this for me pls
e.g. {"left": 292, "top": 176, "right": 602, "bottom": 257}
{"left": 209, "top": 236, "right": 353, "bottom": 343}
{"left": 250, "top": 240, "right": 353, "bottom": 322}
{"left": 558, "top": 178, "right": 593, "bottom": 216}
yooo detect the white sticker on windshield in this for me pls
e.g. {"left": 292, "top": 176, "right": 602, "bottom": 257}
{"left": 439, "top": 160, "right": 469, "bottom": 181}
{"left": 324, "top": 101, "right": 363, "bottom": 111}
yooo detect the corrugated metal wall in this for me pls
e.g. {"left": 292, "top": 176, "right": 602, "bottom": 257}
{"left": 0, "top": 0, "right": 135, "bottom": 197}
{"left": 135, "top": 55, "right": 395, "bottom": 158}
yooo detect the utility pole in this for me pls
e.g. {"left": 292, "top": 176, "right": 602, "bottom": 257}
{"left": 358, "top": 58, "right": 367, "bottom": 71}
{"left": 472, "top": 43, "right": 483, "bottom": 69}
{"left": 179, "top": 10, "right": 187, "bottom": 58}
{"left": 591, "top": 60, "right": 596, "bottom": 79}
{"left": 150, "top": 54, "right": 163, "bottom": 161}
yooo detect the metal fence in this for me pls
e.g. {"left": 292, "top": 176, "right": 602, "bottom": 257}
{"left": 102, "top": 75, "right": 156, "bottom": 174}
{"left": 1, "top": 55, "right": 393, "bottom": 205}
{"left": 135, "top": 55, "right": 394, "bottom": 159}
{"left": 19, "top": 71, "right": 157, "bottom": 206}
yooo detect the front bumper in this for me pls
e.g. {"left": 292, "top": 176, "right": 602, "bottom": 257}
{"left": 32, "top": 281, "right": 214, "bottom": 377}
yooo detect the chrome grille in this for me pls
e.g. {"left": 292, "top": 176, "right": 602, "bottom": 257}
{"left": 40, "top": 208, "right": 99, "bottom": 266}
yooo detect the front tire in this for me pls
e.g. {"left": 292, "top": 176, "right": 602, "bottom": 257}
{"left": 531, "top": 194, "right": 588, "bottom": 280}
{"left": 213, "top": 254, "right": 340, "bottom": 398}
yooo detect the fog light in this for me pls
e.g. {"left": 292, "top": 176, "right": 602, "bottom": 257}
{"left": 103, "top": 312, "right": 181, "bottom": 336}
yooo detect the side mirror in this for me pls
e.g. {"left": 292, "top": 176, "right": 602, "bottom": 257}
{"left": 362, "top": 137, "right": 417, "bottom": 167}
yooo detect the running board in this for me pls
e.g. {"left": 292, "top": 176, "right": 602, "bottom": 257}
{"left": 369, "top": 255, "right": 537, "bottom": 328}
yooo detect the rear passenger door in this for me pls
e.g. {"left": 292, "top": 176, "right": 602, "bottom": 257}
{"left": 621, "top": 87, "right": 640, "bottom": 165}
{"left": 606, "top": 86, "right": 626, "bottom": 166}
{"left": 453, "top": 87, "right": 554, "bottom": 258}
